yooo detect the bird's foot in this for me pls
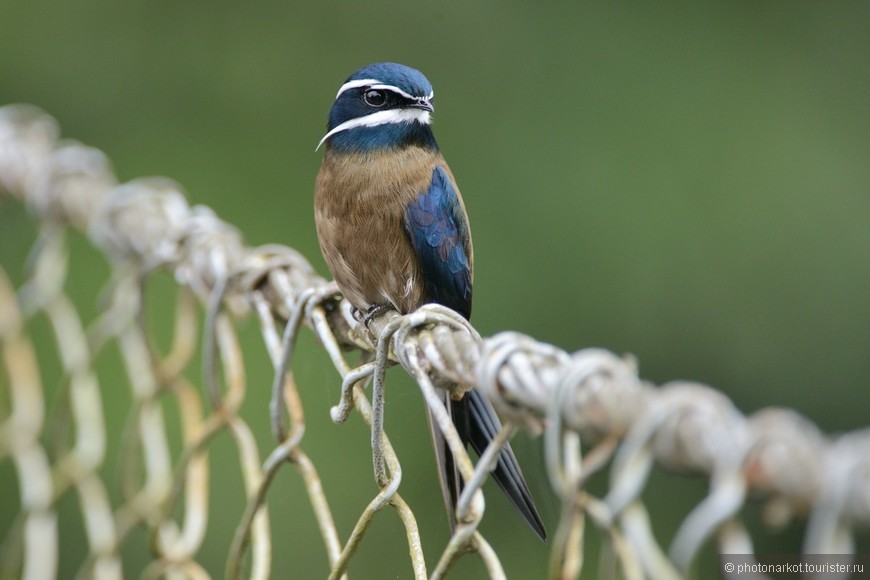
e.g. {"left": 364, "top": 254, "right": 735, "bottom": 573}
{"left": 363, "top": 303, "right": 394, "bottom": 327}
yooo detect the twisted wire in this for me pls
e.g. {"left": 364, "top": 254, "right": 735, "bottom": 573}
{"left": 1, "top": 104, "right": 868, "bottom": 579}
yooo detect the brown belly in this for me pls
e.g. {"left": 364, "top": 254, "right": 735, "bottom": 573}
{"left": 314, "top": 147, "right": 440, "bottom": 313}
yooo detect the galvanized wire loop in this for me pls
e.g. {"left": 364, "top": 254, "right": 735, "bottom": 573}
{"left": 2, "top": 104, "right": 869, "bottom": 579}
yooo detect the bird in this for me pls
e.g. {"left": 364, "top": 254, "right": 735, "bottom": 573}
{"left": 314, "top": 62, "right": 546, "bottom": 541}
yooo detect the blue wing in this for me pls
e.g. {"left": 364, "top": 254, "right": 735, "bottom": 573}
{"left": 404, "top": 166, "right": 472, "bottom": 319}
{"left": 409, "top": 167, "right": 546, "bottom": 540}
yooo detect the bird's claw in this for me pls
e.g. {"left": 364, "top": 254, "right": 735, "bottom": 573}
{"left": 363, "top": 303, "right": 393, "bottom": 327}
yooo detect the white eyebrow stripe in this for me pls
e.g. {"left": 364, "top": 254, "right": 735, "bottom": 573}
{"left": 335, "top": 80, "right": 434, "bottom": 102}
{"left": 335, "top": 78, "right": 381, "bottom": 99}
{"left": 316, "top": 108, "right": 431, "bottom": 150}
{"left": 368, "top": 85, "right": 435, "bottom": 103}
{"left": 367, "top": 83, "right": 416, "bottom": 101}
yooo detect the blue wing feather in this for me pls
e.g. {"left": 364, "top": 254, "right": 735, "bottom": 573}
{"left": 404, "top": 166, "right": 472, "bottom": 319}
{"left": 407, "top": 167, "right": 546, "bottom": 539}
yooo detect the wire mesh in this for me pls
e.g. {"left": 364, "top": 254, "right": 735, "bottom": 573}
{"left": 1, "top": 104, "right": 868, "bottom": 579}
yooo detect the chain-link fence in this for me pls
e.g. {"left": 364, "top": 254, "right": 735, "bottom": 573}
{"left": 1, "top": 104, "right": 868, "bottom": 579}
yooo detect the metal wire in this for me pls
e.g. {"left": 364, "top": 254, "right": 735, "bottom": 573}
{"left": 1, "top": 104, "right": 868, "bottom": 579}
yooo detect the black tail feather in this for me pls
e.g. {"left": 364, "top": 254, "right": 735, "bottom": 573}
{"left": 460, "top": 390, "right": 547, "bottom": 541}
{"left": 428, "top": 389, "right": 547, "bottom": 541}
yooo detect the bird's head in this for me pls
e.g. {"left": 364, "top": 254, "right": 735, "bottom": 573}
{"left": 318, "top": 62, "right": 438, "bottom": 152}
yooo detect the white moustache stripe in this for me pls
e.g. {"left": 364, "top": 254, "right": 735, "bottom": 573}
{"left": 316, "top": 108, "right": 431, "bottom": 150}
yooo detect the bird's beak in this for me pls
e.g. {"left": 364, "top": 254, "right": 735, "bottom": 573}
{"left": 410, "top": 98, "right": 434, "bottom": 113}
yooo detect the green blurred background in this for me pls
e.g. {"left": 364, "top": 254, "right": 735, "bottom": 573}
{"left": 1, "top": 1, "right": 869, "bottom": 578}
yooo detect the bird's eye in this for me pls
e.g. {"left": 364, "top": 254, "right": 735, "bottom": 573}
{"left": 363, "top": 89, "right": 387, "bottom": 107}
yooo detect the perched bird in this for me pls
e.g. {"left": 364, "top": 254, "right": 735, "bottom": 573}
{"left": 314, "top": 62, "right": 545, "bottom": 541}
